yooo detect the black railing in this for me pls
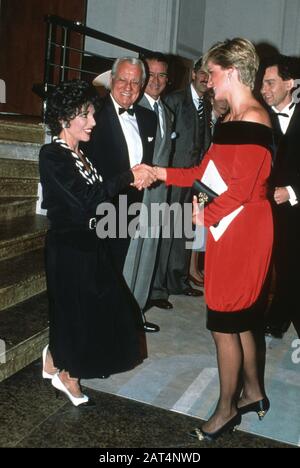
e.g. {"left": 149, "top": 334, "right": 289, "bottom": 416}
{"left": 43, "top": 15, "right": 153, "bottom": 115}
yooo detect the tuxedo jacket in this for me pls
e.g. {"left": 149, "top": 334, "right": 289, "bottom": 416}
{"left": 87, "top": 94, "right": 156, "bottom": 178}
{"left": 270, "top": 103, "right": 300, "bottom": 200}
{"left": 84, "top": 94, "right": 157, "bottom": 268}
{"left": 269, "top": 102, "right": 300, "bottom": 254}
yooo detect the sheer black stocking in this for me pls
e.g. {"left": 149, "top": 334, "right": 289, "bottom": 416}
{"left": 202, "top": 331, "right": 241, "bottom": 433}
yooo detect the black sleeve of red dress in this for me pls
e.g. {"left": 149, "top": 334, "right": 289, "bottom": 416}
{"left": 39, "top": 145, "right": 134, "bottom": 213}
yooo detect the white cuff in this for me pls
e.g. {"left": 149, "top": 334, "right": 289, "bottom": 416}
{"left": 286, "top": 186, "right": 298, "bottom": 206}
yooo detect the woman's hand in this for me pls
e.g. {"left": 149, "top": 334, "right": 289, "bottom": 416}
{"left": 131, "top": 164, "right": 157, "bottom": 190}
{"left": 153, "top": 166, "right": 167, "bottom": 182}
{"left": 192, "top": 196, "right": 204, "bottom": 226}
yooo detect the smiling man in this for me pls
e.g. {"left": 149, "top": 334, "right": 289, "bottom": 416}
{"left": 123, "top": 52, "right": 175, "bottom": 319}
{"left": 85, "top": 56, "right": 159, "bottom": 333}
{"left": 261, "top": 54, "right": 300, "bottom": 339}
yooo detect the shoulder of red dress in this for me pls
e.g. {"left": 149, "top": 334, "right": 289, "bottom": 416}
{"left": 213, "top": 121, "right": 273, "bottom": 151}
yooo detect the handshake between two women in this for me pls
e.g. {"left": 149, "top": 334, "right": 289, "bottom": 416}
{"left": 131, "top": 164, "right": 204, "bottom": 227}
{"left": 131, "top": 164, "right": 167, "bottom": 190}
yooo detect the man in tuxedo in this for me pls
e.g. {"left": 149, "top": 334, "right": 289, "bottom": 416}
{"left": 261, "top": 54, "right": 300, "bottom": 338}
{"left": 148, "top": 57, "right": 212, "bottom": 307}
{"left": 86, "top": 56, "right": 158, "bottom": 332}
{"left": 123, "top": 52, "right": 174, "bottom": 320}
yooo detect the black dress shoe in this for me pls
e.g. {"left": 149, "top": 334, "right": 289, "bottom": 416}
{"left": 182, "top": 286, "right": 203, "bottom": 297}
{"left": 143, "top": 321, "right": 160, "bottom": 333}
{"left": 264, "top": 325, "right": 284, "bottom": 339}
{"left": 146, "top": 299, "right": 173, "bottom": 310}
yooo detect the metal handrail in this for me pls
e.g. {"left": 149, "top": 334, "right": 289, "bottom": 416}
{"left": 43, "top": 14, "right": 153, "bottom": 107}
{"left": 45, "top": 15, "right": 152, "bottom": 55}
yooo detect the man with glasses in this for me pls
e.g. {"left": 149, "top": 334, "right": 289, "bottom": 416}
{"left": 123, "top": 52, "right": 174, "bottom": 326}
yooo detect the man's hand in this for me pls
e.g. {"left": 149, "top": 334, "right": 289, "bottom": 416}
{"left": 131, "top": 164, "right": 157, "bottom": 190}
{"left": 192, "top": 196, "right": 204, "bottom": 226}
{"left": 274, "top": 186, "right": 289, "bottom": 205}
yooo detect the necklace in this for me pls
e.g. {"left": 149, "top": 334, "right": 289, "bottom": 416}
{"left": 53, "top": 136, "right": 102, "bottom": 185}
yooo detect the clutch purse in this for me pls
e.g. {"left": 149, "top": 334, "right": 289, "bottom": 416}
{"left": 192, "top": 179, "right": 218, "bottom": 204}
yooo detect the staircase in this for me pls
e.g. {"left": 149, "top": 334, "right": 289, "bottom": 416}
{"left": 0, "top": 119, "right": 49, "bottom": 382}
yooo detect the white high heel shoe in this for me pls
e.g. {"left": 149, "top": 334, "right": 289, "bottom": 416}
{"left": 51, "top": 373, "right": 90, "bottom": 407}
{"left": 42, "top": 345, "right": 56, "bottom": 379}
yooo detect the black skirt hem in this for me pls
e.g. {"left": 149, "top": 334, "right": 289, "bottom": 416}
{"left": 206, "top": 301, "right": 263, "bottom": 333}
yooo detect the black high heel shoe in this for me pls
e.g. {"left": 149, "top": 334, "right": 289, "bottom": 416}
{"left": 238, "top": 397, "right": 270, "bottom": 420}
{"left": 189, "top": 413, "right": 241, "bottom": 441}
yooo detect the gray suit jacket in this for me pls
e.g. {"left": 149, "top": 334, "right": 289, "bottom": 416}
{"left": 148, "top": 85, "right": 212, "bottom": 296}
{"left": 123, "top": 95, "right": 174, "bottom": 308}
{"left": 164, "top": 85, "right": 211, "bottom": 168}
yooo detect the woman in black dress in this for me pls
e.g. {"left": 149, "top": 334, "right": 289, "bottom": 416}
{"left": 40, "top": 80, "right": 154, "bottom": 406}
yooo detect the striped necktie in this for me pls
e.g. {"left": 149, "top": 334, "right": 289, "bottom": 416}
{"left": 197, "top": 97, "right": 204, "bottom": 120}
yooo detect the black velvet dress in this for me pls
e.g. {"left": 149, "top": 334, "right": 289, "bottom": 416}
{"left": 39, "top": 141, "right": 146, "bottom": 379}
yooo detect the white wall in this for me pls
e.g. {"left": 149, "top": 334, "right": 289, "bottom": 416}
{"left": 202, "top": 0, "right": 300, "bottom": 56}
{"left": 86, "top": 0, "right": 179, "bottom": 57}
{"left": 85, "top": 0, "right": 300, "bottom": 61}
{"left": 176, "top": 0, "right": 206, "bottom": 60}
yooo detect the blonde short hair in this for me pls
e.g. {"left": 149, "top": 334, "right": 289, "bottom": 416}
{"left": 203, "top": 38, "right": 259, "bottom": 90}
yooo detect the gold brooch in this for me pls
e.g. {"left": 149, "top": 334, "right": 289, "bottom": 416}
{"left": 198, "top": 192, "right": 208, "bottom": 204}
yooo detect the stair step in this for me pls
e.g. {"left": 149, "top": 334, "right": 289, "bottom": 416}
{"left": 0, "top": 197, "right": 37, "bottom": 220}
{"left": 0, "top": 292, "right": 49, "bottom": 382}
{"left": 0, "top": 248, "right": 46, "bottom": 311}
{"left": 0, "top": 140, "right": 41, "bottom": 162}
{"left": 0, "top": 157, "right": 39, "bottom": 178}
{"left": 0, "top": 121, "right": 45, "bottom": 144}
{"left": 0, "top": 215, "right": 48, "bottom": 260}
{"left": 0, "top": 177, "right": 38, "bottom": 198}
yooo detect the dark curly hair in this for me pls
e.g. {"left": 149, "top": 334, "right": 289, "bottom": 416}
{"left": 45, "top": 80, "right": 101, "bottom": 136}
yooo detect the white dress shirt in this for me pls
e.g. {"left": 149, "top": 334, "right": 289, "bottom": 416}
{"left": 191, "top": 83, "right": 201, "bottom": 110}
{"left": 111, "top": 94, "right": 143, "bottom": 168}
{"left": 272, "top": 100, "right": 298, "bottom": 205}
{"left": 272, "top": 100, "right": 296, "bottom": 134}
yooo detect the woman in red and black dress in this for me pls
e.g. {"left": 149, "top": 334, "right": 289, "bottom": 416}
{"left": 156, "top": 38, "right": 273, "bottom": 440}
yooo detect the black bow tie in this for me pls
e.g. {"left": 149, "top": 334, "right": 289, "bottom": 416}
{"left": 275, "top": 102, "right": 295, "bottom": 118}
{"left": 119, "top": 107, "right": 135, "bottom": 116}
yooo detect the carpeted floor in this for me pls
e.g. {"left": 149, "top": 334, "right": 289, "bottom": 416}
{"left": 82, "top": 293, "right": 300, "bottom": 447}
